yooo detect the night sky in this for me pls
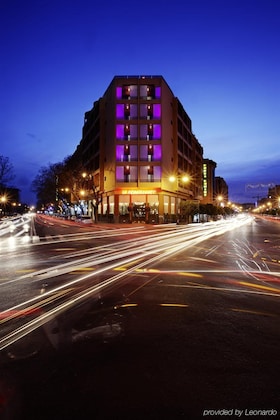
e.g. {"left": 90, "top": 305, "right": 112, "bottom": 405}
{"left": 1, "top": 0, "right": 279, "bottom": 205}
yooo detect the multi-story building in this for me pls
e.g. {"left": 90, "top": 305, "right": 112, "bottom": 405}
{"left": 268, "top": 184, "right": 280, "bottom": 208}
{"left": 73, "top": 75, "right": 204, "bottom": 222}
{"left": 215, "top": 176, "right": 229, "bottom": 205}
{"left": 201, "top": 159, "right": 217, "bottom": 204}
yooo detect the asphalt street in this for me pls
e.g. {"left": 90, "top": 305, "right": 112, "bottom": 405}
{"left": 0, "top": 214, "right": 280, "bottom": 419}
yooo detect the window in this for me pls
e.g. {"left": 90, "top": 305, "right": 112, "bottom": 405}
{"left": 148, "top": 124, "right": 153, "bottom": 138}
{"left": 148, "top": 166, "right": 154, "bottom": 175}
{"left": 124, "top": 165, "right": 130, "bottom": 175}
{"left": 140, "top": 166, "right": 161, "bottom": 182}
{"left": 124, "top": 125, "right": 130, "bottom": 137}
{"left": 147, "top": 105, "right": 153, "bottom": 119}
{"left": 119, "top": 195, "right": 130, "bottom": 215}
{"left": 122, "top": 86, "right": 131, "bottom": 99}
{"left": 116, "top": 124, "right": 137, "bottom": 140}
{"left": 121, "top": 85, "right": 137, "bottom": 99}
{"left": 124, "top": 145, "right": 130, "bottom": 156}
{"left": 124, "top": 104, "right": 130, "bottom": 119}
{"left": 148, "top": 144, "right": 154, "bottom": 156}
{"left": 147, "top": 85, "right": 155, "bottom": 99}
{"left": 116, "top": 104, "right": 124, "bottom": 119}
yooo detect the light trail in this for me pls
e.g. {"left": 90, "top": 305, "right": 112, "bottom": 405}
{"left": 0, "top": 214, "right": 263, "bottom": 350}
{"left": 0, "top": 216, "right": 252, "bottom": 286}
{"left": 161, "top": 282, "right": 280, "bottom": 298}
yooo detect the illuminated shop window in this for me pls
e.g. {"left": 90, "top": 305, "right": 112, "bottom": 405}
{"left": 119, "top": 195, "right": 130, "bottom": 215}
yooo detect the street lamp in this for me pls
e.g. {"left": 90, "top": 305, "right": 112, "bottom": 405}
{"left": 217, "top": 195, "right": 224, "bottom": 207}
{"left": 0, "top": 195, "right": 7, "bottom": 217}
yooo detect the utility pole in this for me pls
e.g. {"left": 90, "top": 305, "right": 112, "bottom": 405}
{"left": 246, "top": 183, "right": 275, "bottom": 207}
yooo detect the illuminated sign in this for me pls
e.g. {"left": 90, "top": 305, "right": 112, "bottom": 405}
{"left": 120, "top": 189, "right": 159, "bottom": 195}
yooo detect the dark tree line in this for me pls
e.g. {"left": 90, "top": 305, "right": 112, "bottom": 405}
{"left": 0, "top": 155, "right": 15, "bottom": 188}
{"left": 31, "top": 154, "right": 83, "bottom": 208}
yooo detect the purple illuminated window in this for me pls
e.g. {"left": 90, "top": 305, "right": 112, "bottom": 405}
{"left": 116, "top": 104, "right": 124, "bottom": 119}
{"left": 140, "top": 166, "right": 161, "bottom": 181}
{"left": 140, "top": 125, "right": 148, "bottom": 139}
{"left": 116, "top": 145, "right": 124, "bottom": 161}
{"left": 154, "top": 166, "right": 161, "bottom": 179}
{"left": 130, "top": 145, "right": 137, "bottom": 160}
{"left": 154, "top": 145, "right": 162, "bottom": 160}
{"left": 153, "top": 104, "right": 161, "bottom": 119}
{"left": 140, "top": 145, "right": 162, "bottom": 160}
{"left": 130, "top": 104, "right": 137, "bottom": 119}
{"left": 116, "top": 125, "right": 124, "bottom": 139}
{"left": 130, "top": 125, "right": 138, "bottom": 139}
{"left": 140, "top": 146, "right": 147, "bottom": 160}
{"left": 155, "top": 87, "right": 161, "bottom": 98}
{"left": 116, "top": 166, "right": 123, "bottom": 180}
{"left": 140, "top": 104, "right": 147, "bottom": 118}
{"left": 153, "top": 124, "right": 161, "bottom": 139}
{"left": 116, "top": 87, "right": 122, "bottom": 99}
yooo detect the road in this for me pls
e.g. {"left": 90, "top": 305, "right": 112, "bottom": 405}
{"left": 0, "top": 214, "right": 280, "bottom": 419}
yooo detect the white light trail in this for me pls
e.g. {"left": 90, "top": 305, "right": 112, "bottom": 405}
{"left": 0, "top": 215, "right": 259, "bottom": 349}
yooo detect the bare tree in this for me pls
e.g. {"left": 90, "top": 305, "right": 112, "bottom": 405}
{"left": 0, "top": 155, "right": 15, "bottom": 187}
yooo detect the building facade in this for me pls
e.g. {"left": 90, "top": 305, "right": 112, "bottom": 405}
{"left": 201, "top": 159, "right": 217, "bottom": 204}
{"left": 215, "top": 176, "right": 229, "bottom": 205}
{"left": 268, "top": 184, "right": 280, "bottom": 208}
{"left": 74, "top": 75, "right": 204, "bottom": 222}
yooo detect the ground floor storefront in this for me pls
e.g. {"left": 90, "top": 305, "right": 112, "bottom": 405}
{"left": 94, "top": 189, "right": 193, "bottom": 224}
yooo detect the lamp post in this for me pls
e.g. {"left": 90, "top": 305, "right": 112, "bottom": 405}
{"left": 0, "top": 195, "right": 7, "bottom": 217}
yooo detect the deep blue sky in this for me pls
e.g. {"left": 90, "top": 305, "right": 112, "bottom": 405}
{"left": 1, "top": 0, "right": 279, "bottom": 205}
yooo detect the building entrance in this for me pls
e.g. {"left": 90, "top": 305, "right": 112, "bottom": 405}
{"left": 132, "top": 202, "right": 146, "bottom": 222}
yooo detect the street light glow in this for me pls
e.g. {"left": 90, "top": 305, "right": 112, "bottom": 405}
{"left": 181, "top": 175, "right": 189, "bottom": 183}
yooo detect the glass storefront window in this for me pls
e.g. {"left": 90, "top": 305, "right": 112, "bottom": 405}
{"left": 109, "top": 196, "right": 114, "bottom": 214}
{"left": 119, "top": 195, "right": 130, "bottom": 215}
{"left": 171, "top": 197, "right": 175, "bottom": 214}
{"left": 164, "top": 195, "right": 169, "bottom": 214}
{"left": 147, "top": 195, "right": 159, "bottom": 215}
{"left": 102, "top": 197, "right": 108, "bottom": 215}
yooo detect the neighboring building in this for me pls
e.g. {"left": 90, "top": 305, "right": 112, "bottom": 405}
{"left": 201, "top": 159, "right": 217, "bottom": 204}
{"left": 72, "top": 75, "right": 205, "bottom": 222}
{"left": 268, "top": 184, "right": 280, "bottom": 208}
{"left": 215, "top": 176, "right": 228, "bottom": 205}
